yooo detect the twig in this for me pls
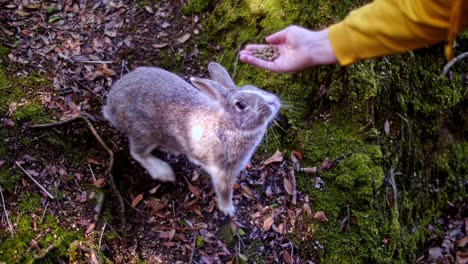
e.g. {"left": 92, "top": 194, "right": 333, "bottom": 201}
{"left": 98, "top": 222, "right": 107, "bottom": 251}
{"left": 30, "top": 116, "right": 81, "bottom": 128}
{"left": 30, "top": 115, "right": 126, "bottom": 221}
{"left": 289, "top": 168, "right": 297, "bottom": 205}
{"left": 189, "top": 233, "right": 197, "bottom": 264}
{"left": 441, "top": 51, "right": 468, "bottom": 77}
{"left": 88, "top": 164, "right": 97, "bottom": 181}
{"left": 0, "top": 184, "right": 14, "bottom": 235}
{"left": 40, "top": 201, "right": 49, "bottom": 223}
{"left": 105, "top": 220, "right": 122, "bottom": 240}
{"left": 74, "top": 60, "right": 114, "bottom": 64}
{"left": 15, "top": 161, "right": 55, "bottom": 199}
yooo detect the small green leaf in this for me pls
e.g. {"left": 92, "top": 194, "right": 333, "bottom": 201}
{"left": 48, "top": 15, "right": 61, "bottom": 23}
{"left": 195, "top": 235, "right": 204, "bottom": 247}
{"left": 238, "top": 253, "right": 248, "bottom": 261}
{"left": 237, "top": 227, "right": 246, "bottom": 236}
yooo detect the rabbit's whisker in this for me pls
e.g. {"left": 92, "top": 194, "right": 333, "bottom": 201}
{"left": 273, "top": 120, "right": 287, "bottom": 133}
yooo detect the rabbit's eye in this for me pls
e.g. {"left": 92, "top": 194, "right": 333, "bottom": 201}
{"left": 235, "top": 101, "right": 247, "bottom": 110}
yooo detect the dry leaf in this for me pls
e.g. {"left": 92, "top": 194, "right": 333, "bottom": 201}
{"left": 178, "top": 33, "right": 191, "bottom": 43}
{"left": 152, "top": 43, "right": 168, "bottom": 49}
{"left": 168, "top": 228, "right": 176, "bottom": 240}
{"left": 282, "top": 250, "right": 293, "bottom": 264}
{"left": 131, "top": 193, "right": 144, "bottom": 208}
{"left": 162, "top": 242, "right": 174, "bottom": 247}
{"left": 144, "top": 200, "right": 166, "bottom": 214}
{"left": 263, "top": 216, "right": 274, "bottom": 231}
{"left": 238, "top": 253, "right": 248, "bottom": 261}
{"left": 262, "top": 150, "right": 284, "bottom": 165}
{"left": 292, "top": 150, "right": 303, "bottom": 160}
{"left": 15, "top": 10, "right": 31, "bottom": 17}
{"left": 86, "top": 223, "right": 95, "bottom": 234}
{"left": 93, "top": 178, "right": 106, "bottom": 187}
{"left": 456, "top": 236, "right": 468, "bottom": 248}
{"left": 384, "top": 120, "right": 390, "bottom": 136}
{"left": 314, "top": 211, "right": 329, "bottom": 222}
{"left": 144, "top": 6, "right": 154, "bottom": 13}
{"left": 87, "top": 158, "right": 101, "bottom": 165}
{"left": 303, "top": 203, "right": 312, "bottom": 217}
{"left": 230, "top": 221, "right": 238, "bottom": 232}
{"left": 284, "top": 177, "right": 293, "bottom": 195}
{"left": 241, "top": 186, "right": 255, "bottom": 200}
{"left": 188, "top": 183, "right": 201, "bottom": 197}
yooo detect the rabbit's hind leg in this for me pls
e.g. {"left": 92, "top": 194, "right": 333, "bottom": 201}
{"left": 129, "top": 139, "right": 176, "bottom": 182}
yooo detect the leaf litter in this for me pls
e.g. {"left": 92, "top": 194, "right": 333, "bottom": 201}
{"left": 1, "top": 0, "right": 462, "bottom": 263}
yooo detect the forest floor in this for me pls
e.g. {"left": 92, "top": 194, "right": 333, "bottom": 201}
{"left": 0, "top": 0, "right": 466, "bottom": 263}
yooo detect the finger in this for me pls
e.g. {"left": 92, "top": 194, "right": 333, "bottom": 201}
{"left": 240, "top": 54, "right": 280, "bottom": 72}
{"left": 239, "top": 50, "right": 252, "bottom": 56}
{"left": 242, "top": 44, "right": 271, "bottom": 51}
{"left": 265, "top": 28, "right": 288, "bottom": 44}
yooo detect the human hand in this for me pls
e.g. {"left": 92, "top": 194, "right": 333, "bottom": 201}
{"left": 239, "top": 25, "right": 338, "bottom": 72}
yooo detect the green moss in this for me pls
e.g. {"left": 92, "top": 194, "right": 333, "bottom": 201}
{"left": 0, "top": 165, "right": 23, "bottom": 192}
{"left": 182, "top": 0, "right": 212, "bottom": 14}
{"left": 0, "top": 209, "right": 83, "bottom": 263}
{"left": 18, "top": 193, "right": 42, "bottom": 213}
{"left": 0, "top": 67, "right": 51, "bottom": 123}
{"left": 204, "top": 1, "right": 467, "bottom": 263}
{"left": 0, "top": 44, "right": 9, "bottom": 65}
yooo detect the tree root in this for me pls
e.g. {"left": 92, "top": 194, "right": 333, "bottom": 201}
{"left": 441, "top": 51, "right": 468, "bottom": 77}
{"left": 30, "top": 114, "right": 126, "bottom": 223}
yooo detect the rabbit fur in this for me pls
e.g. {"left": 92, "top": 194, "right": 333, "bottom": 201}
{"left": 103, "top": 62, "right": 281, "bottom": 216}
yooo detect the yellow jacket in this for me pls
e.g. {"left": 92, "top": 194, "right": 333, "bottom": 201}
{"left": 328, "top": 0, "right": 468, "bottom": 65}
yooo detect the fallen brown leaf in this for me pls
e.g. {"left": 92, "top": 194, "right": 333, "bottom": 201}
{"left": 131, "top": 193, "right": 144, "bottom": 208}
{"left": 314, "top": 211, "right": 328, "bottom": 222}
{"left": 144, "top": 200, "right": 166, "bottom": 214}
{"left": 303, "top": 203, "right": 312, "bottom": 217}
{"left": 284, "top": 177, "right": 293, "bottom": 195}
{"left": 384, "top": 120, "right": 390, "bottom": 136}
{"left": 263, "top": 216, "right": 274, "bottom": 231}
{"left": 292, "top": 150, "right": 303, "bottom": 161}
{"left": 178, "top": 33, "right": 191, "bottom": 43}
{"left": 152, "top": 43, "right": 168, "bottom": 49}
{"left": 263, "top": 150, "right": 284, "bottom": 165}
{"left": 188, "top": 183, "right": 201, "bottom": 197}
{"left": 241, "top": 186, "right": 255, "bottom": 200}
{"left": 86, "top": 223, "right": 95, "bottom": 234}
{"left": 93, "top": 178, "right": 106, "bottom": 187}
{"left": 283, "top": 250, "right": 293, "bottom": 264}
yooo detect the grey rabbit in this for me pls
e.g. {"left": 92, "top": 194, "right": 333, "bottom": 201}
{"left": 102, "top": 62, "right": 281, "bottom": 216}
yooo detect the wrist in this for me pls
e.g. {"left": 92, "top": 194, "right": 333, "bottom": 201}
{"left": 306, "top": 29, "right": 338, "bottom": 66}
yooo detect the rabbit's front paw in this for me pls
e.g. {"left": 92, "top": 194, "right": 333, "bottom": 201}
{"left": 218, "top": 202, "right": 236, "bottom": 217}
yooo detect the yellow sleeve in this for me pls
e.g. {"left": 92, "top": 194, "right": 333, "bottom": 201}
{"left": 328, "top": 0, "right": 454, "bottom": 66}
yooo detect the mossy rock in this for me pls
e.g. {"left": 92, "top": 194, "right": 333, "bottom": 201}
{"left": 204, "top": 1, "right": 467, "bottom": 263}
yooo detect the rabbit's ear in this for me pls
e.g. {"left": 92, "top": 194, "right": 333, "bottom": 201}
{"left": 190, "top": 77, "right": 229, "bottom": 101}
{"left": 208, "top": 62, "right": 236, "bottom": 89}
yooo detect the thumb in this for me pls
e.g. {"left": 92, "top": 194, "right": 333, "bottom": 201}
{"left": 265, "top": 28, "right": 288, "bottom": 44}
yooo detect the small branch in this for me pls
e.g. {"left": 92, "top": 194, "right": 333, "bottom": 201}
{"left": 16, "top": 161, "right": 55, "bottom": 199}
{"left": 30, "top": 114, "right": 126, "bottom": 220}
{"left": 98, "top": 222, "right": 107, "bottom": 251}
{"left": 30, "top": 116, "right": 81, "bottom": 128}
{"left": 0, "top": 184, "right": 14, "bottom": 235}
{"left": 74, "top": 60, "right": 114, "bottom": 64}
{"left": 441, "top": 52, "right": 468, "bottom": 77}
{"left": 88, "top": 164, "right": 97, "bottom": 181}
{"left": 288, "top": 168, "right": 297, "bottom": 206}
{"left": 40, "top": 201, "right": 49, "bottom": 223}
{"left": 189, "top": 233, "right": 197, "bottom": 264}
